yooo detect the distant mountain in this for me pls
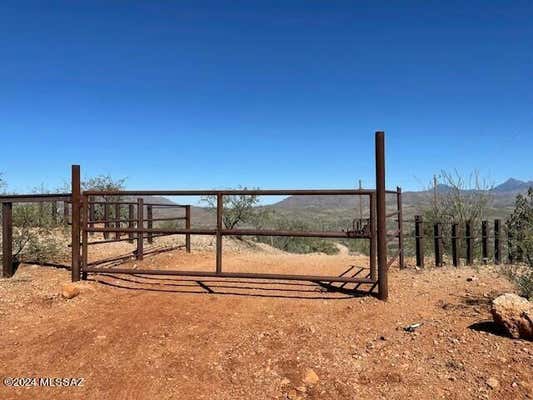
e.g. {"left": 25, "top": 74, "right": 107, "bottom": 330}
{"left": 493, "top": 178, "right": 533, "bottom": 193}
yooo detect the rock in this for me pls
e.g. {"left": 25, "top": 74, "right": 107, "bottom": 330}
{"left": 466, "top": 276, "right": 478, "bottom": 282}
{"left": 491, "top": 293, "right": 533, "bottom": 340}
{"left": 302, "top": 368, "right": 319, "bottom": 386}
{"left": 61, "top": 283, "right": 81, "bottom": 299}
{"left": 486, "top": 377, "right": 499, "bottom": 389}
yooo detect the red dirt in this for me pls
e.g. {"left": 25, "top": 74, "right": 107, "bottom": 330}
{"left": 0, "top": 247, "right": 532, "bottom": 400}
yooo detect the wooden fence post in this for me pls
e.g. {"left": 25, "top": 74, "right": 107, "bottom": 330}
{"left": 451, "top": 223, "right": 459, "bottom": 267}
{"left": 136, "top": 198, "right": 144, "bottom": 260}
{"left": 185, "top": 205, "right": 191, "bottom": 253}
{"left": 415, "top": 215, "right": 424, "bottom": 268}
{"left": 2, "top": 202, "right": 13, "bottom": 278}
{"left": 147, "top": 205, "right": 153, "bottom": 244}
{"left": 494, "top": 219, "right": 501, "bottom": 265}
{"left": 465, "top": 221, "right": 473, "bottom": 266}
{"left": 481, "top": 220, "right": 489, "bottom": 264}
{"left": 434, "top": 223, "right": 443, "bottom": 267}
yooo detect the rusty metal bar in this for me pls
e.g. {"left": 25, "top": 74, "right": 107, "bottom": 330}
{"left": 114, "top": 203, "right": 121, "bottom": 240}
{"left": 385, "top": 211, "right": 399, "bottom": 218}
{"left": 415, "top": 215, "right": 424, "bottom": 267}
{"left": 216, "top": 193, "right": 223, "bottom": 274}
{"left": 494, "top": 219, "right": 501, "bottom": 265}
{"left": 369, "top": 192, "right": 376, "bottom": 280}
{"left": 128, "top": 204, "right": 134, "bottom": 243}
{"left": 387, "top": 251, "right": 400, "bottom": 268}
{"left": 84, "top": 189, "right": 378, "bottom": 196}
{"left": 86, "top": 233, "right": 178, "bottom": 246}
{"left": 481, "top": 220, "right": 488, "bottom": 264}
{"left": 71, "top": 165, "right": 81, "bottom": 282}
{"left": 451, "top": 223, "right": 459, "bottom": 267}
{"left": 0, "top": 194, "right": 71, "bottom": 203}
{"left": 375, "top": 131, "right": 388, "bottom": 301}
{"left": 434, "top": 223, "right": 443, "bottom": 267}
{"left": 185, "top": 205, "right": 191, "bottom": 253}
{"left": 136, "top": 198, "right": 144, "bottom": 261}
{"left": 88, "top": 196, "right": 95, "bottom": 236}
{"left": 222, "top": 229, "right": 370, "bottom": 239}
{"left": 103, "top": 202, "right": 110, "bottom": 239}
{"left": 147, "top": 205, "right": 153, "bottom": 244}
{"left": 83, "top": 267, "right": 376, "bottom": 283}
{"left": 146, "top": 217, "right": 187, "bottom": 222}
{"left": 465, "top": 221, "right": 473, "bottom": 265}
{"left": 2, "top": 202, "right": 13, "bottom": 278}
{"left": 87, "top": 227, "right": 216, "bottom": 235}
{"left": 396, "top": 187, "right": 405, "bottom": 269}
{"left": 81, "top": 194, "right": 88, "bottom": 280}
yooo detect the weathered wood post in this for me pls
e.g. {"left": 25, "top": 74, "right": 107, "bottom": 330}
{"left": 375, "top": 131, "right": 388, "bottom": 301}
{"left": 465, "top": 221, "right": 473, "bottom": 266}
{"left": 71, "top": 165, "right": 81, "bottom": 282}
{"left": 481, "top": 220, "right": 489, "bottom": 264}
{"left": 2, "top": 202, "right": 13, "bottom": 278}
{"left": 396, "top": 186, "right": 405, "bottom": 269}
{"left": 434, "top": 223, "right": 443, "bottom": 267}
{"left": 147, "top": 205, "right": 153, "bottom": 244}
{"left": 185, "top": 205, "right": 191, "bottom": 253}
{"left": 136, "top": 198, "right": 144, "bottom": 260}
{"left": 494, "top": 219, "right": 501, "bottom": 265}
{"left": 451, "top": 223, "right": 459, "bottom": 267}
{"left": 415, "top": 215, "right": 424, "bottom": 268}
{"left": 128, "top": 204, "right": 135, "bottom": 244}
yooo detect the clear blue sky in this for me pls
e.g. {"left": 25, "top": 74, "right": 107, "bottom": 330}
{"left": 1, "top": 1, "right": 532, "bottom": 195}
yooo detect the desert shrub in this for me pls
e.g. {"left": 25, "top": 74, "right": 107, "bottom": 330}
{"left": 505, "top": 188, "right": 533, "bottom": 298}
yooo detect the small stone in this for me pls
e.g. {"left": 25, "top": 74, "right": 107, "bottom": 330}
{"left": 467, "top": 276, "right": 478, "bottom": 282}
{"left": 486, "top": 377, "right": 499, "bottom": 389}
{"left": 61, "top": 283, "right": 80, "bottom": 299}
{"left": 302, "top": 368, "right": 319, "bottom": 385}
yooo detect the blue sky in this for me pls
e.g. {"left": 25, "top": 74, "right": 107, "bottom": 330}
{"left": 1, "top": 1, "right": 532, "bottom": 196}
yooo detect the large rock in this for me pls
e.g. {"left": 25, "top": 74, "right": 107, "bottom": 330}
{"left": 61, "top": 283, "right": 81, "bottom": 299}
{"left": 491, "top": 293, "right": 533, "bottom": 340}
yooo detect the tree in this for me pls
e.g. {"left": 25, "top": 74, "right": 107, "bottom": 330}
{"left": 505, "top": 188, "right": 533, "bottom": 299}
{"left": 201, "top": 188, "right": 261, "bottom": 229}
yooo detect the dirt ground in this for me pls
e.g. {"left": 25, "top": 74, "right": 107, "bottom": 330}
{"left": 0, "top": 240, "right": 532, "bottom": 400}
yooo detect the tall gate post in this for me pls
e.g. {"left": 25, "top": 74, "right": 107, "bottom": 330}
{"left": 396, "top": 187, "right": 405, "bottom": 269}
{"left": 434, "top": 223, "right": 443, "bottom": 267}
{"left": 481, "top": 220, "right": 489, "bottom": 264}
{"left": 451, "top": 223, "right": 459, "bottom": 267}
{"left": 216, "top": 193, "right": 223, "bottom": 274}
{"left": 147, "top": 205, "right": 153, "bottom": 244}
{"left": 2, "top": 202, "right": 13, "bottom": 278}
{"left": 415, "top": 215, "right": 424, "bottom": 267}
{"left": 465, "top": 221, "right": 473, "bottom": 266}
{"left": 128, "top": 204, "right": 135, "bottom": 243}
{"left": 71, "top": 165, "right": 81, "bottom": 282}
{"left": 375, "top": 131, "right": 388, "bottom": 301}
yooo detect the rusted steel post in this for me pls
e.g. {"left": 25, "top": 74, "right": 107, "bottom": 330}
{"left": 396, "top": 186, "right": 405, "bottom": 269}
{"left": 115, "top": 203, "right": 121, "bottom": 240}
{"left": 81, "top": 194, "right": 88, "bottom": 280}
{"left": 71, "top": 165, "right": 81, "bottom": 282}
{"left": 375, "top": 131, "right": 388, "bottom": 300}
{"left": 136, "top": 198, "right": 144, "bottom": 260}
{"left": 185, "top": 205, "right": 191, "bottom": 253}
{"left": 51, "top": 201, "right": 58, "bottom": 225}
{"left": 451, "top": 223, "right": 459, "bottom": 267}
{"left": 128, "top": 204, "right": 134, "bottom": 243}
{"left": 481, "top": 220, "right": 488, "bottom": 264}
{"left": 434, "top": 223, "right": 443, "bottom": 267}
{"left": 147, "top": 205, "right": 153, "bottom": 244}
{"left": 103, "top": 201, "right": 110, "bottom": 239}
{"left": 415, "top": 215, "right": 424, "bottom": 268}
{"left": 369, "top": 192, "right": 377, "bottom": 281}
{"left": 465, "top": 221, "right": 473, "bottom": 266}
{"left": 88, "top": 196, "right": 95, "bottom": 236}
{"left": 2, "top": 202, "right": 13, "bottom": 278}
{"left": 63, "top": 201, "right": 69, "bottom": 225}
{"left": 216, "top": 193, "right": 223, "bottom": 274}
{"left": 494, "top": 219, "right": 501, "bottom": 265}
